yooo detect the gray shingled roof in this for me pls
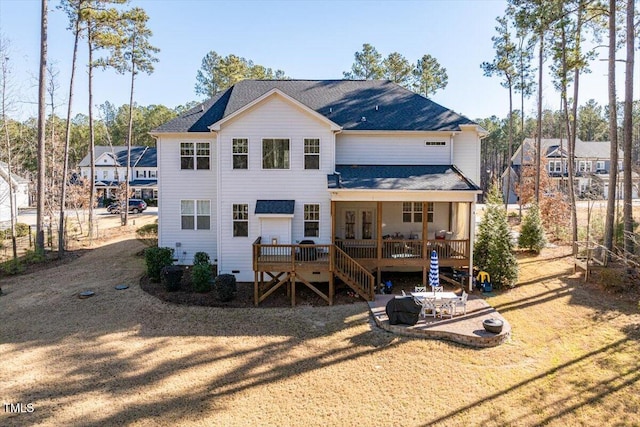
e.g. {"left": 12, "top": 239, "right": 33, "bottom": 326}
{"left": 153, "top": 80, "right": 476, "bottom": 133}
{"left": 78, "top": 146, "right": 156, "bottom": 167}
{"left": 255, "top": 200, "right": 295, "bottom": 214}
{"left": 514, "top": 138, "right": 618, "bottom": 165}
{"left": 328, "top": 165, "right": 480, "bottom": 191}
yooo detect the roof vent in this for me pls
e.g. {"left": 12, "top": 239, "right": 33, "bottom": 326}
{"left": 361, "top": 116, "right": 366, "bottom": 122}
{"left": 329, "top": 107, "right": 332, "bottom": 114}
{"left": 200, "top": 104, "right": 204, "bottom": 112}
{"left": 375, "top": 105, "right": 379, "bottom": 111}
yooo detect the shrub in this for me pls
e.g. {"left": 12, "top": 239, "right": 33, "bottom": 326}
{"left": 474, "top": 183, "right": 518, "bottom": 289}
{"left": 192, "top": 263, "right": 212, "bottom": 292}
{"left": 15, "top": 223, "right": 30, "bottom": 238}
{"left": 161, "top": 265, "right": 183, "bottom": 291}
{"left": 1, "top": 259, "right": 24, "bottom": 275}
{"left": 193, "top": 251, "right": 211, "bottom": 266}
{"left": 215, "top": 274, "right": 237, "bottom": 302}
{"left": 145, "top": 247, "right": 174, "bottom": 281}
{"left": 519, "top": 203, "right": 546, "bottom": 253}
{"left": 136, "top": 223, "right": 158, "bottom": 237}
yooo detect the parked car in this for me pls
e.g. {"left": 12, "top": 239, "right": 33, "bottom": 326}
{"left": 106, "top": 199, "right": 147, "bottom": 214}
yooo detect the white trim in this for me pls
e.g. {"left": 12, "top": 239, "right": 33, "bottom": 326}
{"left": 255, "top": 213, "right": 294, "bottom": 218}
{"left": 329, "top": 189, "right": 480, "bottom": 202}
{"left": 208, "top": 89, "right": 342, "bottom": 131}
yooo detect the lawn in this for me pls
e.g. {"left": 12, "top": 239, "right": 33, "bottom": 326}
{"left": 1, "top": 231, "right": 639, "bottom": 426}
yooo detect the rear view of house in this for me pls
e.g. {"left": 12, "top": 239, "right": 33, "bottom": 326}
{"left": 152, "top": 80, "right": 485, "bottom": 304}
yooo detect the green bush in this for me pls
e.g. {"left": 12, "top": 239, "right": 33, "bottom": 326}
{"left": 1, "top": 259, "right": 24, "bottom": 275}
{"left": 145, "top": 247, "right": 174, "bottom": 282}
{"left": 1, "top": 223, "right": 30, "bottom": 239}
{"left": 161, "top": 265, "right": 183, "bottom": 291}
{"left": 214, "top": 274, "right": 237, "bottom": 302}
{"left": 193, "top": 251, "right": 210, "bottom": 266}
{"left": 191, "top": 264, "right": 212, "bottom": 292}
{"left": 518, "top": 203, "right": 546, "bottom": 253}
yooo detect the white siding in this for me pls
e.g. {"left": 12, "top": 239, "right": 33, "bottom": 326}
{"left": 336, "top": 134, "right": 451, "bottom": 165}
{"left": 452, "top": 130, "right": 481, "bottom": 185}
{"left": 217, "top": 95, "right": 335, "bottom": 281}
{"left": 157, "top": 135, "right": 217, "bottom": 264}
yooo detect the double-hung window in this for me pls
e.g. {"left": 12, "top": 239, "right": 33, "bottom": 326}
{"left": 262, "top": 138, "right": 290, "bottom": 169}
{"left": 233, "top": 204, "right": 249, "bottom": 237}
{"left": 304, "top": 138, "right": 320, "bottom": 170}
{"left": 181, "top": 200, "right": 211, "bottom": 230}
{"left": 304, "top": 204, "right": 320, "bottom": 237}
{"left": 181, "top": 142, "right": 210, "bottom": 170}
{"left": 232, "top": 138, "right": 248, "bottom": 169}
{"left": 403, "top": 202, "right": 433, "bottom": 223}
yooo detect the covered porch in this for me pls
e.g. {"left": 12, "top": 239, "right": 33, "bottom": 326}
{"left": 329, "top": 165, "right": 481, "bottom": 289}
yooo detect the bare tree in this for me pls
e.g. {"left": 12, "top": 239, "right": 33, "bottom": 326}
{"left": 622, "top": 0, "right": 635, "bottom": 255}
{"left": 35, "top": 0, "right": 48, "bottom": 255}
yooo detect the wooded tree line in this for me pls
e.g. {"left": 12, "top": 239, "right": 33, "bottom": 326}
{"left": 1, "top": 0, "right": 638, "bottom": 266}
{"left": 480, "top": 0, "right": 638, "bottom": 262}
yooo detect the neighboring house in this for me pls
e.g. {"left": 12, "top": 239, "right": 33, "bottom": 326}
{"left": 151, "top": 79, "right": 485, "bottom": 304}
{"left": 502, "top": 138, "right": 639, "bottom": 203}
{"left": 0, "top": 161, "right": 30, "bottom": 228}
{"left": 78, "top": 146, "right": 158, "bottom": 201}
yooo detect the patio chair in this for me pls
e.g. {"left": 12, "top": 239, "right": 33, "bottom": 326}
{"left": 413, "top": 295, "right": 437, "bottom": 318}
{"left": 414, "top": 286, "right": 427, "bottom": 292}
{"left": 453, "top": 291, "right": 468, "bottom": 315}
{"left": 431, "top": 285, "right": 444, "bottom": 292}
{"left": 437, "top": 298, "right": 456, "bottom": 319}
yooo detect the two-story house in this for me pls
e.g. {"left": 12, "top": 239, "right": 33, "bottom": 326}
{"left": 152, "top": 80, "right": 485, "bottom": 305}
{"left": 78, "top": 146, "right": 158, "bottom": 202}
{"left": 502, "top": 138, "right": 639, "bottom": 203}
{"left": 0, "top": 161, "right": 30, "bottom": 228}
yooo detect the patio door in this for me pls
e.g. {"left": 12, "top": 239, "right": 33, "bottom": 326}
{"left": 343, "top": 208, "right": 374, "bottom": 240}
{"left": 260, "top": 217, "right": 291, "bottom": 245}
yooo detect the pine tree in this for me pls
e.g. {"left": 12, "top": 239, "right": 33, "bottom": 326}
{"left": 518, "top": 203, "right": 546, "bottom": 253}
{"left": 474, "top": 183, "right": 519, "bottom": 289}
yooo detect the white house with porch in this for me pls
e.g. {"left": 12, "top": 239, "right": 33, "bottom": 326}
{"left": 152, "top": 80, "right": 485, "bottom": 305}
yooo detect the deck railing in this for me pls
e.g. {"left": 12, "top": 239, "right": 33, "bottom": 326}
{"left": 336, "top": 238, "right": 470, "bottom": 261}
{"left": 334, "top": 245, "right": 375, "bottom": 299}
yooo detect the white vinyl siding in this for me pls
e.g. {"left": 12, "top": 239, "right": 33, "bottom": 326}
{"left": 216, "top": 94, "right": 334, "bottom": 280}
{"left": 452, "top": 130, "right": 480, "bottom": 185}
{"left": 157, "top": 136, "right": 217, "bottom": 265}
{"left": 336, "top": 134, "right": 450, "bottom": 165}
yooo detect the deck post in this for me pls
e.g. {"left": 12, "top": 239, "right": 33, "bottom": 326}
{"left": 254, "top": 271, "right": 259, "bottom": 306}
{"left": 290, "top": 272, "right": 296, "bottom": 306}
{"left": 329, "top": 273, "right": 334, "bottom": 305}
{"left": 376, "top": 202, "right": 382, "bottom": 290}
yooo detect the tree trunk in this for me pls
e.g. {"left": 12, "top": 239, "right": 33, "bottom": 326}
{"left": 604, "top": 0, "right": 618, "bottom": 260}
{"left": 36, "top": 0, "right": 48, "bottom": 255}
{"left": 535, "top": 33, "right": 543, "bottom": 204}
{"left": 124, "top": 37, "right": 136, "bottom": 227}
{"left": 59, "top": 6, "right": 81, "bottom": 257}
{"left": 506, "top": 80, "right": 513, "bottom": 210}
{"left": 88, "top": 25, "right": 95, "bottom": 241}
{"left": 623, "top": 0, "right": 635, "bottom": 255}
{"left": 1, "top": 48, "right": 17, "bottom": 259}
{"left": 569, "top": 3, "right": 584, "bottom": 253}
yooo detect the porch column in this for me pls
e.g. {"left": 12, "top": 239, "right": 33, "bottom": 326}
{"left": 422, "top": 201, "right": 428, "bottom": 287}
{"left": 376, "top": 202, "right": 382, "bottom": 287}
{"left": 331, "top": 200, "right": 336, "bottom": 245}
{"left": 467, "top": 201, "right": 474, "bottom": 292}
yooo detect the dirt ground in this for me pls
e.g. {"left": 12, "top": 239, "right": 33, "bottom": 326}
{"left": 1, "top": 228, "right": 639, "bottom": 426}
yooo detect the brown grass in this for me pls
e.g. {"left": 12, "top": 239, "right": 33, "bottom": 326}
{"left": 1, "top": 231, "right": 640, "bottom": 426}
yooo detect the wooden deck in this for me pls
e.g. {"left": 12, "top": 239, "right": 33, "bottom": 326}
{"left": 252, "top": 238, "right": 471, "bottom": 307}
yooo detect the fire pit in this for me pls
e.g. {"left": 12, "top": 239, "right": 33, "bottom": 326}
{"left": 483, "top": 318, "right": 503, "bottom": 334}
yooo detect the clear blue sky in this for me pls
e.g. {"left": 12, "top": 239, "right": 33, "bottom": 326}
{"left": 0, "top": 0, "right": 623, "bottom": 122}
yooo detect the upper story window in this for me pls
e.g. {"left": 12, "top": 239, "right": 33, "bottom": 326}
{"left": 548, "top": 160, "right": 562, "bottom": 173}
{"left": 181, "top": 142, "right": 210, "bottom": 170}
{"left": 304, "top": 138, "right": 320, "bottom": 170}
{"left": 262, "top": 138, "right": 289, "bottom": 169}
{"left": 578, "top": 160, "right": 592, "bottom": 172}
{"left": 149, "top": 170, "right": 157, "bottom": 178}
{"left": 181, "top": 200, "right": 211, "bottom": 230}
{"left": 304, "top": 204, "right": 320, "bottom": 237}
{"left": 233, "top": 204, "right": 249, "bottom": 237}
{"left": 424, "top": 141, "right": 446, "bottom": 146}
{"left": 102, "top": 171, "right": 109, "bottom": 180}
{"left": 596, "top": 160, "right": 605, "bottom": 171}
{"left": 232, "top": 138, "right": 248, "bottom": 169}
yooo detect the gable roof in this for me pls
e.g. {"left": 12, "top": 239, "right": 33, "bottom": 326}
{"left": 153, "top": 80, "right": 477, "bottom": 133}
{"left": 513, "top": 138, "right": 619, "bottom": 164}
{"left": 0, "top": 161, "right": 29, "bottom": 187}
{"left": 328, "top": 165, "right": 481, "bottom": 191}
{"left": 78, "top": 146, "right": 157, "bottom": 168}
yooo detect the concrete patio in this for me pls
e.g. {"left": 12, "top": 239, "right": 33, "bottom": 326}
{"left": 368, "top": 293, "right": 511, "bottom": 347}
